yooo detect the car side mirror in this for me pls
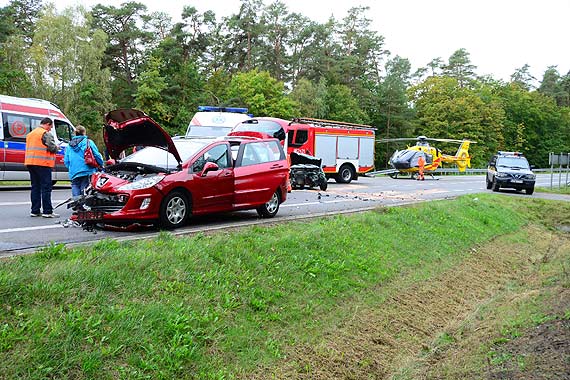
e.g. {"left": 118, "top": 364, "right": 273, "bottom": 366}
{"left": 200, "top": 161, "right": 219, "bottom": 177}
{"left": 530, "top": 165, "right": 536, "bottom": 169}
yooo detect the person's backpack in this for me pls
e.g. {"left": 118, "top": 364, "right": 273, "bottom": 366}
{"left": 84, "top": 140, "right": 100, "bottom": 168}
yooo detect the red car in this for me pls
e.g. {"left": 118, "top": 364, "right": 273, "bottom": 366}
{"left": 74, "top": 109, "right": 289, "bottom": 229}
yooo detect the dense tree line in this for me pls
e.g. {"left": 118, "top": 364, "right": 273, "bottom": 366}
{"left": 1, "top": 0, "right": 569, "bottom": 167}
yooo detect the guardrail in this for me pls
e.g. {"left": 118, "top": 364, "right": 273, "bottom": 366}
{"left": 370, "top": 167, "right": 570, "bottom": 187}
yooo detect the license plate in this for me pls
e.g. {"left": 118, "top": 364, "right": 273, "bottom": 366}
{"left": 511, "top": 179, "right": 523, "bottom": 183}
{"left": 77, "top": 211, "right": 104, "bottom": 221}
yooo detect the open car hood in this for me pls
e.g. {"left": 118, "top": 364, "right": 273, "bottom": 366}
{"left": 104, "top": 109, "right": 182, "bottom": 163}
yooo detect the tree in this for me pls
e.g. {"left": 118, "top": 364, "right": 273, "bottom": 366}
{"left": 408, "top": 76, "right": 504, "bottom": 167}
{"left": 538, "top": 66, "right": 569, "bottom": 107}
{"left": 289, "top": 77, "right": 328, "bottom": 118}
{"left": 91, "top": 2, "right": 152, "bottom": 107}
{"left": 510, "top": 64, "right": 536, "bottom": 90}
{"left": 29, "top": 5, "right": 112, "bottom": 129}
{"left": 443, "top": 48, "right": 477, "bottom": 87}
{"left": 134, "top": 56, "right": 172, "bottom": 131}
{"left": 224, "top": 69, "right": 298, "bottom": 118}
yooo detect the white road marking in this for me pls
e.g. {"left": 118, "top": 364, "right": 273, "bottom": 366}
{"left": 0, "top": 199, "right": 68, "bottom": 206}
{"left": 0, "top": 224, "right": 63, "bottom": 234}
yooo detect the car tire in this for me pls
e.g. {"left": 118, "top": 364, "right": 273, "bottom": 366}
{"left": 319, "top": 180, "right": 328, "bottom": 191}
{"left": 492, "top": 179, "right": 500, "bottom": 192}
{"left": 526, "top": 187, "right": 534, "bottom": 195}
{"left": 159, "top": 191, "right": 190, "bottom": 229}
{"left": 257, "top": 190, "right": 280, "bottom": 218}
{"left": 335, "top": 164, "right": 354, "bottom": 184}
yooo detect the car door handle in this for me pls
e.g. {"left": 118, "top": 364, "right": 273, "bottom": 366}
{"left": 270, "top": 164, "right": 284, "bottom": 169}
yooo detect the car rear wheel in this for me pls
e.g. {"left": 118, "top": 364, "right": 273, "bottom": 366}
{"left": 335, "top": 164, "right": 354, "bottom": 184}
{"left": 526, "top": 186, "right": 534, "bottom": 195}
{"left": 257, "top": 190, "right": 280, "bottom": 218}
{"left": 159, "top": 191, "right": 190, "bottom": 229}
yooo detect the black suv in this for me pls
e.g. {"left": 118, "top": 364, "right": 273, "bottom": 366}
{"left": 486, "top": 151, "right": 535, "bottom": 195}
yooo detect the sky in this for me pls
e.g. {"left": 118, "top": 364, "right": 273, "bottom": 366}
{"left": 2, "top": 0, "right": 568, "bottom": 83}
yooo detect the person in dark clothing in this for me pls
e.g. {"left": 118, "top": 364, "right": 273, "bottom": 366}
{"left": 25, "top": 117, "right": 60, "bottom": 217}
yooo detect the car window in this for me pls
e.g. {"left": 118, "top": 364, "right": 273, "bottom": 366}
{"left": 2, "top": 113, "right": 42, "bottom": 140}
{"left": 54, "top": 119, "right": 73, "bottom": 142}
{"left": 192, "top": 144, "right": 230, "bottom": 172}
{"left": 240, "top": 140, "right": 283, "bottom": 166}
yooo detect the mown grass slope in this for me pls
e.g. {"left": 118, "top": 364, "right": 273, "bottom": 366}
{"left": 1, "top": 193, "right": 569, "bottom": 379}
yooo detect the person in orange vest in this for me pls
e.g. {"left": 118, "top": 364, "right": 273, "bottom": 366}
{"left": 417, "top": 154, "right": 425, "bottom": 181}
{"left": 25, "top": 117, "right": 60, "bottom": 218}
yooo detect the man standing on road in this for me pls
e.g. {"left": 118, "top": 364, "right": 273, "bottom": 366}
{"left": 64, "top": 125, "right": 103, "bottom": 197}
{"left": 25, "top": 117, "right": 60, "bottom": 218}
{"left": 417, "top": 154, "right": 425, "bottom": 181}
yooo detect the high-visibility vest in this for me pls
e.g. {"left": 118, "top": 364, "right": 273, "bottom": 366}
{"left": 24, "top": 127, "right": 56, "bottom": 168}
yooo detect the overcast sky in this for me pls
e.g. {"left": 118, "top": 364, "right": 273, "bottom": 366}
{"left": 2, "top": 0, "right": 568, "bottom": 83}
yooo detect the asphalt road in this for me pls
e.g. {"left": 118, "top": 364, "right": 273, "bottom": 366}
{"left": 0, "top": 174, "right": 567, "bottom": 256}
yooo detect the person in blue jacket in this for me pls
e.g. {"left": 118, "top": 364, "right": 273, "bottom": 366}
{"left": 64, "top": 125, "right": 104, "bottom": 197}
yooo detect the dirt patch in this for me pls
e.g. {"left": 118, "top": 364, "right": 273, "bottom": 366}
{"left": 243, "top": 226, "right": 570, "bottom": 380}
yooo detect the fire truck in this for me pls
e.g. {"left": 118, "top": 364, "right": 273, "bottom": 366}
{"left": 231, "top": 117, "right": 375, "bottom": 183}
{"left": 0, "top": 95, "right": 75, "bottom": 181}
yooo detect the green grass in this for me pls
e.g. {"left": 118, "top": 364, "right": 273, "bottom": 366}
{"left": 0, "top": 194, "right": 568, "bottom": 379}
{"left": 536, "top": 185, "right": 570, "bottom": 194}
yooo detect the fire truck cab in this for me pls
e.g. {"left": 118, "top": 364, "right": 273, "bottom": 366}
{"left": 0, "top": 95, "right": 75, "bottom": 181}
{"left": 231, "top": 117, "right": 375, "bottom": 183}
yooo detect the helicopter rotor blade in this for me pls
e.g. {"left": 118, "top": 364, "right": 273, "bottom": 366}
{"left": 376, "top": 137, "right": 421, "bottom": 143}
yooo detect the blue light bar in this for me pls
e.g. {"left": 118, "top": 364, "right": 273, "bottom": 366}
{"left": 198, "top": 106, "right": 249, "bottom": 114}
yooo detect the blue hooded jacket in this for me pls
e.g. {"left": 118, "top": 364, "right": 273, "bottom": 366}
{"left": 64, "top": 135, "right": 104, "bottom": 180}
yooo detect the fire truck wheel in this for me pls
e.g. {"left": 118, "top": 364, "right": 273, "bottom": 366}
{"left": 335, "top": 164, "right": 354, "bottom": 184}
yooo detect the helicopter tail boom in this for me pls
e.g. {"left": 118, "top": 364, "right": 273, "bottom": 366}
{"left": 441, "top": 140, "right": 472, "bottom": 171}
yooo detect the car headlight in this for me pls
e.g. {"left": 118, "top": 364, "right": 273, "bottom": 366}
{"left": 118, "top": 175, "right": 165, "bottom": 190}
{"left": 495, "top": 172, "right": 509, "bottom": 178}
{"left": 523, "top": 174, "right": 536, "bottom": 180}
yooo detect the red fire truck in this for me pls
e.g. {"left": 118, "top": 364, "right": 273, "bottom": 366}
{"left": 231, "top": 117, "right": 375, "bottom": 183}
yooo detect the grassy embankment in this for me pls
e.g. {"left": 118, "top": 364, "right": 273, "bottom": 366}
{"left": 1, "top": 193, "right": 569, "bottom": 379}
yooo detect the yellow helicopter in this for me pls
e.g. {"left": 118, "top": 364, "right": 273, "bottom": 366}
{"left": 378, "top": 136, "right": 476, "bottom": 179}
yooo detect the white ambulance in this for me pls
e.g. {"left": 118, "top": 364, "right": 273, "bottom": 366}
{"left": 0, "top": 95, "right": 75, "bottom": 181}
{"left": 185, "top": 106, "right": 252, "bottom": 138}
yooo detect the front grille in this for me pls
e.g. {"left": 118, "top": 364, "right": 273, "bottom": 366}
{"left": 85, "top": 193, "right": 128, "bottom": 212}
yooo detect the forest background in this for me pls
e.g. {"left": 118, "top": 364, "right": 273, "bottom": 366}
{"left": 1, "top": 0, "right": 569, "bottom": 168}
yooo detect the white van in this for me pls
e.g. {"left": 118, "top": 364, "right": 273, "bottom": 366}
{"left": 185, "top": 106, "right": 252, "bottom": 138}
{"left": 0, "top": 95, "right": 75, "bottom": 181}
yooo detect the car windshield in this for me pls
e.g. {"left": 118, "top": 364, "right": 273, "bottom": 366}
{"left": 186, "top": 125, "right": 231, "bottom": 138}
{"left": 497, "top": 157, "right": 530, "bottom": 169}
{"left": 233, "top": 120, "right": 282, "bottom": 135}
{"left": 122, "top": 140, "right": 210, "bottom": 170}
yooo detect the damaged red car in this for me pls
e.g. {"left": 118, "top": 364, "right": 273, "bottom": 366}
{"left": 73, "top": 109, "right": 289, "bottom": 229}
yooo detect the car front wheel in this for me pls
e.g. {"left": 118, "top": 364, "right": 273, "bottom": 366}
{"left": 257, "top": 190, "right": 280, "bottom": 218}
{"left": 526, "top": 186, "right": 534, "bottom": 195}
{"left": 159, "top": 191, "right": 190, "bottom": 229}
{"left": 486, "top": 177, "right": 492, "bottom": 189}
{"left": 492, "top": 178, "right": 500, "bottom": 192}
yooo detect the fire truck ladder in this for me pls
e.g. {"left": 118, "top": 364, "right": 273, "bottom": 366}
{"left": 290, "top": 117, "right": 375, "bottom": 130}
